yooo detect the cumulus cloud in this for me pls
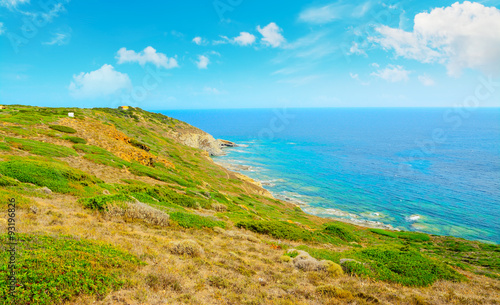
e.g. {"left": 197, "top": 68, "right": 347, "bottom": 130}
{"left": 371, "top": 1, "right": 500, "bottom": 76}
{"left": 371, "top": 65, "right": 410, "bottom": 82}
{"left": 233, "top": 32, "right": 256, "bottom": 46}
{"left": 116, "top": 46, "right": 178, "bottom": 69}
{"left": 192, "top": 36, "right": 204, "bottom": 45}
{"left": 257, "top": 22, "right": 285, "bottom": 48}
{"left": 43, "top": 32, "right": 70, "bottom": 46}
{"left": 69, "top": 64, "right": 131, "bottom": 99}
{"left": 418, "top": 75, "right": 436, "bottom": 86}
{"left": 196, "top": 55, "right": 209, "bottom": 69}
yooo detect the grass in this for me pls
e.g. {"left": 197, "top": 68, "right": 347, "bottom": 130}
{"left": 0, "top": 142, "right": 11, "bottom": 151}
{"left": 128, "top": 162, "right": 196, "bottom": 187}
{"left": 370, "top": 228, "right": 430, "bottom": 242}
{"left": 49, "top": 125, "right": 77, "bottom": 133}
{"left": 0, "top": 233, "right": 143, "bottom": 305}
{"left": 170, "top": 212, "right": 226, "bottom": 229}
{"left": 5, "top": 137, "right": 77, "bottom": 157}
{"left": 79, "top": 194, "right": 132, "bottom": 211}
{"left": 73, "top": 144, "right": 130, "bottom": 169}
{"left": 236, "top": 220, "right": 315, "bottom": 242}
{"left": 0, "top": 156, "right": 102, "bottom": 196}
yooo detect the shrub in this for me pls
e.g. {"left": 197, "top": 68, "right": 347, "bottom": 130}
{"left": 0, "top": 174, "right": 20, "bottom": 187}
{"left": 49, "top": 124, "right": 77, "bottom": 133}
{"left": 0, "top": 233, "right": 142, "bottom": 305}
{"left": 73, "top": 144, "right": 130, "bottom": 169}
{"left": 168, "top": 240, "right": 204, "bottom": 257}
{"left": 211, "top": 203, "right": 227, "bottom": 212}
{"left": 369, "top": 228, "right": 398, "bottom": 238}
{"left": 316, "top": 285, "right": 353, "bottom": 299}
{"left": 323, "top": 261, "right": 344, "bottom": 277}
{"left": 323, "top": 223, "right": 358, "bottom": 242}
{"left": 170, "top": 212, "right": 226, "bottom": 229}
{"left": 106, "top": 201, "right": 170, "bottom": 227}
{"left": 0, "top": 157, "right": 102, "bottom": 195}
{"left": 62, "top": 136, "right": 86, "bottom": 144}
{"left": 236, "top": 220, "right": 314, "bottom": 241}
{"left": 358, "top": 247, "right": 465, "bottom": 286}
{"left": 5, "top": 137, "right": 77, "bottom": 157}
{"left": 342, "top": 261, "right": 373, "bottom": 277}
{"left": 207, "top": 276, "right": 229, "bottom": 289}
{"left": 145, "top": 272, "right": 181, "bottom": 291}
{"left": 79, "top": 194, "right": 131, "bottom": 211}
{"left": 122, "top": 185, "right": 199, "bottom": 208}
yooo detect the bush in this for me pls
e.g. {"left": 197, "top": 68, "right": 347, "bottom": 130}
{"left": 0, "top": 174, "right": 20, "bottom": 187}
{"left": 128, "top": 162, "right": 195, "bottom": 187}
{"left": 0, "top": 157, "right": 102, "bottom": 195}
{"left": 49, "top": 124, "right": 77, "bottom": 133}
{"left": 122, "top": 185, "right": 199, "bottom": 209}
{"left": 169, "top": 239, "right": 204, "bottom": 257}
{"left": 369, "top": 228, "right": 398, "bottom": 238}
{"left": 73, "top": 144, "right": 130, "bottom": 169}
{"left": 0, "top": 233, "right": 142, "bottom": 305}
{"left": 62, "top": 136, "right": 86, "bottom": 144}
{"left": 323, "top": 223, "right": 358, "bottom": 242}
{"left": 236, "top": 220, "right": 314, "bottom": 241}
{"left": 358, "top": 247, "right": 465, "bottom": 286}
{"left": 316, "top": 285, "right": 353, "bottom": 299}
{"left": 129, "top": 138, "right": 150, "bottom": 151}
{"left": 106, "top": 201, "right": 170, "bottom": 227}
{"left": 398, "top": 232, "right": 431, "bottom": 242}
{"left": 79, "top": 194, "right": 131, "bottom": 211}
{"left": 324, "top": 261, "right": 344, "bottom": 277}
{"left": 342, "top": 261, "right": 373, "bottom": 277}
{"left": 5, "top": 137, "right": 77, "bottom": 157}
{"left": 170, "top": 212, "right": 226, "bottom": 229}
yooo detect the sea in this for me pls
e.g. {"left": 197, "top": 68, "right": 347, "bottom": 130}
{"left": 158, "top": 108, "right": 500, "bottom": 244}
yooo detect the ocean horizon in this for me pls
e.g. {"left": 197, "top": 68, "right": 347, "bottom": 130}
{"left": 159, "top": 107, "right": 500, "bottom": 244}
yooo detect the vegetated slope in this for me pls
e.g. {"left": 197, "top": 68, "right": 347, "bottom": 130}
{"left": 0, "top": 105, "right": 498, "bottom": 305}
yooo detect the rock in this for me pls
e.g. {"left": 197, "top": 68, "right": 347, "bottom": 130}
{"left": 102, "top": 189, "right": 111, "bottom": 195}
{"left": 340, "top": 258, "right": 361, "bottom": 265}
{"left": 40, "top": 187, "right": 52, "bottom": 194}
{"left": 217, "top": 139, "right": 236, "bottom": 148}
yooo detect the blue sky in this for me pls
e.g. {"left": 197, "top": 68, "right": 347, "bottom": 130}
{"left": 1, "top": 0, "right": 499, "bottom": 109}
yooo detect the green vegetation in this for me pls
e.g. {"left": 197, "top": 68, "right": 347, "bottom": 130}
{"left": 170, "top": 212, "right": 226, "bottom": 229}
{"left": 370, "top": 228, "right": 430, "bottom": 242}
{"left": 0, "top": 234, "right": 142, "bottom": 305}
{"left": 73, "top": 144, "right": 130, "bottom": 169}
{"left": 0, "top": 156, "right": 102, "bottom": 195}
{"left": 0, "top": 142, "right": 11, "bottom": 151}
{"left": 323, "top": 222, "right": 359, "bottom": 242}
{"left": 62, "top": 136, "right": 87, "bottom": 144}
{"left": 49, "top": 125, "right": 77, "bottom": 133}
{"left": 236, "top": 220, "right": 315, "bottom": 242}
{"left": 79, "top": 194, "right": 131, "bottom": 211}
{"left": 5, "top": 137, "right": 77, "bottom": 157}
{"left": 128, "top": 162, "right": 196, "bottom": 187}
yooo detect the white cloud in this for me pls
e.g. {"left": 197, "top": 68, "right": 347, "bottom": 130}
{"left": 298, "top": 2, "right": 371, "bottom": 24}
{"left": 196, "top": 55, "right": 209, "bottom": 69}
{"left": 233, "top": 32, "right": 256, "bottom": 46}
{"left": 192, "top": 36, "right": 204, "bottom": 45}
{"left": 116, "top": 46, "right": 178, "bottom": 69}
{"left": 349, "top": 73, "right": 359, "bottom": 80}
{"left": 299, "top": 4, "right": 339, "bottom": 24}
{"left": 43, "top": 32, "right": 70, "bottom": 46}
{"left": 349, "top": 42, "right": 366, "bottom": 56}
{"left": 69, "top": 64, "right": 131, "bottom": 99}
{"left": 0, "top": 0, "right": 28, "bottom": 8}
{"left": 371, "top": 1, "right": 500, "bottom": 76}
{"left": 20, "top": 2, "right": 65, "bottom": 22}
{"left": 0, "top": 22, "right": 4, "bottom": 35}
{"left": 257, "top": 22, "right": 285, "bottom": 48}
{"left": 203, "top": 87, "right": 220, "bottom": 94}
{"left": 418, "top": 75, "right": 436, "bottom": 86}
{"left": 371, "top": 65, "right": 410, "bottom": 82}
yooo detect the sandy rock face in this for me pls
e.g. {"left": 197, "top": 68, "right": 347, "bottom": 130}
{"left": 176, "top": 133, "right": 225, "bottom": 156}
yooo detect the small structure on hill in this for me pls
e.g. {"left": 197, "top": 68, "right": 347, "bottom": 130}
{"left": 118, "top": 106, "right": 130, "bottom": 110}
{"left": 68, "top": 112, "right": 75, "bottom": 118}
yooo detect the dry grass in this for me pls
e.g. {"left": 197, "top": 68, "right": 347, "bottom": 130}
{"left": 105, "top": 200, "right": 170, "bottom": 227}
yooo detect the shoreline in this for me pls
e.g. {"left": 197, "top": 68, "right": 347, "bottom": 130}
{"left": 214, "top": 158, "right": 399, "bottom": 232}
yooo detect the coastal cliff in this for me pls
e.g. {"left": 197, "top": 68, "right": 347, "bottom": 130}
{"left": 0, "top": 105, "right": 498, "bottom": 305}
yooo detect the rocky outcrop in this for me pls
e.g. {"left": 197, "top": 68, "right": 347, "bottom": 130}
{"left": 170, "top": 129, "right": 236, "bottom": 156}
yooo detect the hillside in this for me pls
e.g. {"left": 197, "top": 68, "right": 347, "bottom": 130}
{"left": 0, "top": 105, "right": 499, "bottom": 305}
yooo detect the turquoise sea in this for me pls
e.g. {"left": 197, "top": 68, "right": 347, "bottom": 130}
{"left": 159, "top": 108, "right": 500, "bottom": 243}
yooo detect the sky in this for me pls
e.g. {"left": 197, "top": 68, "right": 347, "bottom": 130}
{"left": 0, "top": 0, "right": 500, "bottom": 109}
